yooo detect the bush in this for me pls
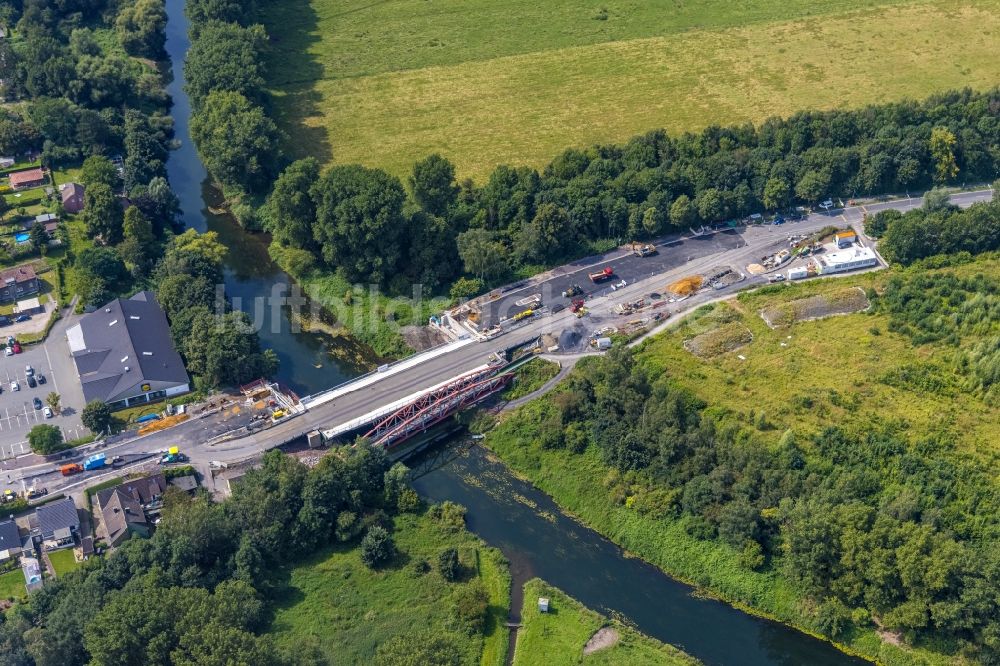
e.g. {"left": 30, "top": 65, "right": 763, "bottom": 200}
{"left": 81, "top": 400, "right": 114, "bottom": 434}
{"left": 437, "top": 547, "right": 460, "bottom": 582}
{"left": 451, "top": 580, "right": 489, "bottom": 635}
{"left": 428, "top": 501, "right": 466, "bottom": 532}
{"left": 360, "top": 525, "right": 395, "bottom": 569}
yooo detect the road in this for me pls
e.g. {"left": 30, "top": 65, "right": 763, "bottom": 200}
{"left": 10, "top": 189, "right": 994, "bottom": 497}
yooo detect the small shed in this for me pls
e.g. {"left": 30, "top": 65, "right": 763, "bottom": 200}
{"left": 538, "top": 597, "right": 550, "bottom": 613}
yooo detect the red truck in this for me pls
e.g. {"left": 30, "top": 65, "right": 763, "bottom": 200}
{"left": 589, "top": 267, "right": 614, "bottom": 283}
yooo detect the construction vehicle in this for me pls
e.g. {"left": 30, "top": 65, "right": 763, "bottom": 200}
{"left": 1, "top": 489, "right": 19, "bottom": 503}
{"left": 561, "top": 284, "right": 583, "bottom": 298}
{"left": 569, "top": 299, "right": 585, "bottom": 313}
{"left": 83, "top": 453, "right": 106, "bottom": 471}
{"left": 26, "top": 487, "right": 48, "bottom": 499}
{"left": 60, "top": 463, "right": 84, "bottom": 476}
{"left": 160, "top": 446, "right": 187, "bottom": 464}
{"left": 589, "top": 267, "right": 614, "bottom": 283}
{"left": 632, "top": 243, "right": 657, "bottom": 257}
{"left": 512, "top": 309, "right": 534, "bottom": 322}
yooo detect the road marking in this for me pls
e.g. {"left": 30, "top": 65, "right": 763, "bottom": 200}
{"left": 43, "top": 343, "right": 60, "bottom": 395}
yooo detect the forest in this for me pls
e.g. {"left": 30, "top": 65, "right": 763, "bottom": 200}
{"left": 0, "top": 0, "right": 275, "bottom": 389}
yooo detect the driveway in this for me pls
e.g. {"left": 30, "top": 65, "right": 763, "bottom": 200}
{"left": 3, "top": 299, "right": 56, "bottom": 339}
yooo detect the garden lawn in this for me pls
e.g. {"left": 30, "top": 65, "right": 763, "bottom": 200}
{"left": 48, "top": 548, "right": 80, "bottom": 577}
{"left": 267, "top": 510, "right": 510, "bottom": 665}
{"left": 0, "top": 569, "right": 25, "bottom": 600}
{"left": 263, "top": 0, "right": 1000, "bottom": 180}
{"left": 514, "top": 579, "right": 698, "bottom": 666}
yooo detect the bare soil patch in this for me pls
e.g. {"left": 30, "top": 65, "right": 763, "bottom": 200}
{"left": 583, "top": 626, "right": 620, "bottom": 655}
{"left": 684, "top": 321, "right": 753, "bottom": 358}
{"left": 759, "top": 286, "right": 870, "bottom": 329}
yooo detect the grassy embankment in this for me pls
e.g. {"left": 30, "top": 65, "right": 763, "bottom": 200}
{"left": 483, "top": 259, "right": 1000, "bottom": 666}
{"left": 505, "top": 358, "right": 562, "bottom": 401}
{"left": 262, "top": 0, "right": 1000, "bottom": 181}
{"left": 514, "top": 579, "right": 699, "bottom": 666}
{"left": 268, "top": 509, "right": 511, "bottom": 666}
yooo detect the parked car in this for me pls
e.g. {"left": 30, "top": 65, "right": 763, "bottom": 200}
{"left": 768, "top": 274, "right": 786, "bottom": 283}
{"left": 32, "top": 397, "right": 42, "bottom": 410}
{"left": 610, "top": 279, "right": 628, "bottom": 291}
{"left": 14, "top": 314, "right": 30, "bottom": 323}
{"left": 36, "top": 374, "right": 46, "bottom": 384}
{"left": 43, "top": 407, "right": 53, "bottom": 418}
{"left": 6, "top": 336, "right": 14, "bottom": 346}
{"left": 13, "top": 343, "right": 22, "bottom": 353}
{"left": 0, "top": 316, "right": 10, "bottom": 327}
{"left": 3, "top": 347, "right": 11, "bottom": 357}
{"left": 10, "top": 381, "right": 18, "bottom": 391}
{"left": 25, "top": 365, "right": 33, "bottom": 376}
{"left": 27, "top": 375, "right": 36, "bottom": 388}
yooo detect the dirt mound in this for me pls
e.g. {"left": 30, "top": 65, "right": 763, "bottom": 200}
{"left": 760, "top": 286, "right": 870, "bottom": 328}
{"left": 400, "top": 325, "right": 449, "bottom": 351}
{"left": 583, "top": 627, "right": 620, "bottom": 655}
{"left": 668, "top": 275, "right": 703, "bottom": 296}
{"left": 684, "top": 322, "right": 753, "bottom": 357}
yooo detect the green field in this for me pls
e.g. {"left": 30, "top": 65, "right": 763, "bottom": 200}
{"left": 513, "top": 579, "right": 698, "bottom": 666}
{"left": 262, "top": 0, "right": 1000, "bottom": 180}
{"left": 268, "top": 509, "right": 510, "bottom": 665}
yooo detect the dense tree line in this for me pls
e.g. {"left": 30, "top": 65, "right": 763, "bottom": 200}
{"left": 0, "top": 448, "right": 406, "bottom": 666}
{"left": 262, "top": 89, "right": 1000, "bottom": 295}
{"left": 870, "top": 192, "right": 1000, "bottom": 265}
{"left": 510, "top": 339, "right": 1000, "bottom": 661}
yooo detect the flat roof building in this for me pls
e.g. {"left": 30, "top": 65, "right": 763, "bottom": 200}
{"left": 813, "top": 246, "right": 879, "bottom": 275}
{"left": 67, "top": 292, "right": 189, "bottom": 409}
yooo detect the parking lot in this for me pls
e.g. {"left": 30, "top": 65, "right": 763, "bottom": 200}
{"left": 0, "top": 315, "right": 88, "bottom": 459}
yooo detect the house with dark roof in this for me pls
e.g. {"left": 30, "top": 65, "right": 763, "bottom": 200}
{"left": 35, "top": 497, "right": 80, "bottom": 550}
{"left": 8, "top": 168, "right": 46, "bottom": 190}
{"left": 0, "top": 264, "right": 40, "bottom": 303}
{"left": 67, "top": 292, "right": 190, "bottom": 409}
{"left": 95, "top": 474, "right": 168, "bottom": 547}
{"left": 60, "top": 182, "right": 85, "bottom": 213}
{"left": 0, "top": 519, "right": 22, "bottom": 561}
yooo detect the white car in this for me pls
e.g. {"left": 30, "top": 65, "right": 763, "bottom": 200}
{"left": 610, "top": 279, "right": 628, "bottom": 291}
{"left": 10, "top": 381, "right": 18, "bottom": 392}
{"left": 43, "top": 407, "right": 53, "bottom": 419}
{"left": 3, "top": 347, "right": 11, "bottom": 357}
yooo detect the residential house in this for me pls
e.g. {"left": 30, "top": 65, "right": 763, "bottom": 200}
{"left": 0, "top": 519, "right": 21, "bottom": 561}
{"left": 0, "top": 265, "right": 40, "bottom": 304}
{"left": 95, "top": 474, "right": 168, "bottom": 548}
{"left": 60, "top": 182, "right": 85, "bottom": 214}
{"left": 67, "top": 292, "right": 190, "bottom": 408}
{"left": 34, "top": 213, "right": 57, "bottom": 225}
{"left": 8, "top": 168, "right": 46, "bottom": 190}
{"left": 35, "top": 497, "right": 80, "bottom": 551}
{"left": 168, "top": 475, "right": 198, "bottom": 493}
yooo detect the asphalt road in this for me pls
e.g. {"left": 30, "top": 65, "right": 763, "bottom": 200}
{"left": 10, "top": 189, "right": 994, "bottom": 497}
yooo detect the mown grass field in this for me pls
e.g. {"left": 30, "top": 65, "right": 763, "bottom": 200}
{"left": 48, "top": 549, "right": 80, "bottom": 577}
{"left": 514, "top": 579, "right": 698, "bottom": 666}
{"left": 262, "top": 0, "right": 1000, "bottom": 180}
{"left": 267, "top": 510, "right": 510, "bottom": 665}
{"left": 0, "top": 569, "right": 25, "bottom": 600}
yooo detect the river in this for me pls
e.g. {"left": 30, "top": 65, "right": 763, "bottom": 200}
{"left": 162, "top": 2, "right": 866, "bottom": 662}
{"left": 163, "top": 0, "right": 368, "bottom": 397}
{"left": 412, "top": 443, "right": 866, "bottom": 666}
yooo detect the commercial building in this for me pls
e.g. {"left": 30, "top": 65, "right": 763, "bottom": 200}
{"left": 813, "top": 246, "right": 879, "bottom": 275}
{"left": 67, "top": 292, "right": 190, "bottom": 409}
{"left": 835, "top": 230, "right": 857, "bottom": 248}
{"left": 0, "top": 265, "right": 40, "bottom": 303}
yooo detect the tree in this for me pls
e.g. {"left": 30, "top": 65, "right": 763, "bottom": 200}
{"left": 456, "top": 229, "right": 508, "bottom": 282}
{"left": 437, "top": 547, "right": 460, "bottom": 582}
{"left": 864, "top": 209, "right": 901, "bottom": 238}
{"left": 360, "top": 525, "right": 395, "bottom": 569}
{"left": 120, "top": 206, "right": 157, "bottom": 275}
{"left": 263, "top": 158, "right": 319, "bottom": 250}
{"left": 762, "top": 176, "right": 791, "bottom": 211}
{"left": 409, "top": 154, "right": 458, "bottom": 217}
{"left": 46, "top": 392, "right": 61, "bottom": 415}
{"left": 80, "top": 155, "right": 119, "bottom": 189}
{"left": 130, "top": 176, "right": 179, "bottom": 232}
{"left": 922, "top": 187, "right": 953, "bottom": 213}
{"left": 29, "top": 221, "right": 48, "bottom": 252}
{"left": 189, "top": 91, "right": 278, "bottom": 193}
{"left": 181, "top": 310, "right": 278, "bottom": 387}
{"left": 82, "top": 400, "right": 114, "bottom": 434}
{"left": 184, "top": 22, "right": 267, "bottom": 109}
{"left": 516, "top": 203, "right": 574, "bottom": 263}
{"left": 0, "top": 196, "right": 10, "bottom": 223}
{"left": 82, "top": 183, "right": 125, "bottom": 244}
{"left": 116, "top": 0, "right": 168, "bottom": 58}
{"left": 696, "top": 188, "right": 726, "bottom": 223}
{"left": 28, "top": 424, "right": 64, "bottom": 454}
{"left": 929, "top": 126, "right": 959, "bottom": 184}
{"left": 795, "top": 169, "right": 831, "bottom": 203}
{"left": 669, "top": 194, "right": 697, "bottom": 228}
{"left": 309, "top": 164, "right": 408, "bottom": 285}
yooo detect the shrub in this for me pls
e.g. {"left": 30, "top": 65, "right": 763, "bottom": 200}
{"left": 360, "top": 525, "right": 395, "bottom": 569}
{"left": 437, "top": 547, "right": 460, "bottom": 582}
{"left": 451, "top": 580, "right": 489, "bottom": 635}
{"left": 28, "top": 424, "right": 65, "bottom": 454}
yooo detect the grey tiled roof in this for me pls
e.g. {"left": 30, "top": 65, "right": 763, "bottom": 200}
{"left": 36, "top": 497, "right": 79, "bottom": 537}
